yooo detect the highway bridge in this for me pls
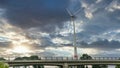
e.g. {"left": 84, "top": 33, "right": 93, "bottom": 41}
{"left": 2, "top": 57, "right": 120, "bottom": 68}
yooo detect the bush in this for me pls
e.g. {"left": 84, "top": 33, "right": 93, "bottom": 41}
{"left": 0, "top": 62, "right": 9, "bottom": 68}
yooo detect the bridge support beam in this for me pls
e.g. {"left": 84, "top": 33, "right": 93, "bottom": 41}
{"left": 12, "top": 66, "right": 20, "bottom": 68}
{"left": 68, "top": 66, "right": 72, "bottom": 68}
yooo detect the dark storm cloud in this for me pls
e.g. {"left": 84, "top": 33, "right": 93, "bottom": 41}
{"left": 25, "top": 33, "right": 55, "bottom": 48}
{"left": 0, "top": 41, "right": 11, "bottom": 48}
{"left": 75, "top": 0, "right": 120, "bottom": 42}
{"left": 38, "top": 37, "right": 55, "bottom": 47}
{"left": 0, "top": 0, "right": 70, "bottom": 32}
{"left": 0, "top": 0, "right": 120, "bottom": 57}
{"left": 108, "top": 10, "right": 120, "bottom": 23}
{"left": 78, "top": 39, "right": 120, "bottom": 50}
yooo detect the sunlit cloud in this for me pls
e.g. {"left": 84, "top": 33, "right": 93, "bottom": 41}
{"left": 80, "top": 1, "right": 95, "bottom": 19}
{"left": 96, "top": 0, "right": 103, "bottom": 4}
{"left": 11, "top": 45, "right": 31, "bottom": 53}
{"left": 52, "top": 37, "right": 71, "bottom": 44}
{"left": 78, "top": 48, "right": 99, "bottom": 55}
{"left": 0, "top": 18, "right": 39, "bottom": 56}
{"left": 106, "top": 0, "right": 120, "bottom": 12}
{"left": 85, "top": 11, "right": 93, "bottom": 19}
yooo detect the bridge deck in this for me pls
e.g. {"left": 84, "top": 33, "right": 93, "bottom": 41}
{"left": 2, "top": 59, "right": 120, "bottom": 66}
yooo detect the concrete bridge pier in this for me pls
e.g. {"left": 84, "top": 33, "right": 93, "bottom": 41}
{"left": 67, "top": 65, "right": 85, "bottom": 68}
{"left": 12, "top": 66, "right": 20, "bottom": 68}
{"left": 12, "top": 66, "right": 15, "bottom": 68}
{"left": 24, "top": 65, "right": 27, "bottom": 68}
{"left": 63, "top": 63, "right": 69, "bottom": 68}
{"left": 58, "top": 65, "right": 63, "bottom": 68}
{"left": 76, "top": 65, "right": 84, "bottom": 68}
{"left": 27, "top": 66, "right": 31, "bottom": 68}
{"left": 68, "top": 66, "right": 73, "bottom": 68}
{"left": 85, "top": 65, "right": 88, "bottom": 68}
{"left": 40, "top": 65, "right": 44, "bottom": 68}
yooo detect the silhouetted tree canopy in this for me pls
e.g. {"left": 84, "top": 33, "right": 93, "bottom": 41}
{"left": 14, "top": 55, "right": 39, "bottom": 60}
{"left": 80, "top": 54, "right": 92, "bottom": 60}
{"left": 116, "top": 65, "right": 120, "bottom": 68}
{"left": 79, "top": 54, "right": 107, "bottom": 68}
{"left": 14, "top": 57, "right": 23, "bottom": 60}
{"left": 0, "top": 58, "right": 5, "bottom": 61}
{"left": 30, "top": 55, "right": 39, "bottom": 60}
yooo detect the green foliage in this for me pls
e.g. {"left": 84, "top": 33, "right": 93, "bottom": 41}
{"left": 80, "top": 54, "right": 92, "bottom": 60}
{"left": 14, "top": 57, "right": 23, "bottom": 60}
{"left": 0, "top": 62, "right": 9, "bottom": 68}
{"left": 14, "top": 55, "right": 43, "bottom": 68}
{"left": 79, "top": 54, "right": 92, "bottom": 68}
{"left": 14, "top": 57, "right": 30, "bottom": 60}
{"left": 80, "top": 54, "right": 107, "bottom": 68}
{"left": 14, "top": 55, "right": 39, "bottom": 60}
{"left": 30, "top": 55, "right": 39, "bottom": 60}
{"left": 0, "top": 58, "right": 5, "bottom": 61}
{"left": 116, "top": 65, "right": 120, "bottom": 68}
{"left": 22, "top": 57, "right": 30, "bottom": 60}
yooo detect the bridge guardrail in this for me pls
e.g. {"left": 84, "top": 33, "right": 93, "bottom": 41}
{"left": 5, "top": 57, "right": 120, "bottom": 61}
{"left": 38, "top": 57, "right": 120, "bottom": 60}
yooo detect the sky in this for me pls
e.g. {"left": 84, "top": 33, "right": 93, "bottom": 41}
{"left": 0, "top": 0, "right": 120, "bottom": 58}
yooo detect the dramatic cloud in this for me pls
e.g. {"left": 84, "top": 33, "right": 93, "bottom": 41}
{"left": 0, "top": 0, "right": 70, "bottom": 32}
{"left": 106, "top": 0, "right": 120, "bottom": 12}
{"left": 0, "top": 41, "right": 11, "bottom": 48}
{"left": 78, "top": 39, "right": 120, "bottom": 50}
{"left": 0, "top": 0, "right": 120, "bottom": 57}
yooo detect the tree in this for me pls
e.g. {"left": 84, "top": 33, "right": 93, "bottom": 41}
{"left": 22, "top": 57, "right": 30, "bottom": 60}
{"left": 14, "top": 57, "right": 23, "bottom": 60}
{"left": 0, "top": 58, "right": 5, "bottom": 61}
{"left": 30, "top": 55, "right": 39, "bottom": 60}
{"left": 80, "top": 54, "right": 108, "bottom": 68}
{"left": 29, "top": 55, "right": 43, "bottom": 68}
{"left": 80, "top": 54, "right": 92, "bottom": 60}
{"left": 14, "top": 55, "right": 44, "bottom": 68}
{"left": 79, "top": 54, "right": 92, "bottom": 68}
{"left": 14, "top": 56, "right": 30, "bottom": 60}
{"left": 0, "top": 62, "right": 9, "bottom": 68}
{"left": 116, "top": 65, "right": 120, "bottom": 68}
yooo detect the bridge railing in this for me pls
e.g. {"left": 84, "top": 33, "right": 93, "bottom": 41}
{"left": 93, "top": 57, "right": 120, "bottom": 60}
{"left": 38, "top": 57, "right": 120, "bottom": 60}
{"left": 7, "top": 57, "right": 120, "bottom": 61}
{"left": 40, "top": 57, "right": 74, "bottom": 60}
